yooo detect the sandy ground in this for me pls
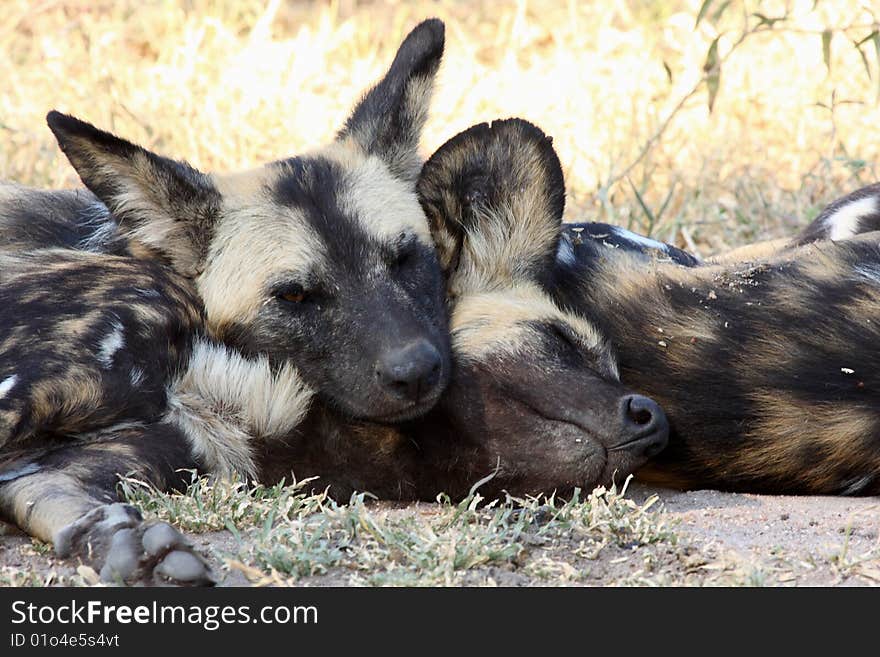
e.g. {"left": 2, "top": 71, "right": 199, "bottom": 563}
{"left": 2, "top": 485, "right": 877, "bottom": 587}
{"left": 625, "top": 485, "right": 880, "bottom": 585}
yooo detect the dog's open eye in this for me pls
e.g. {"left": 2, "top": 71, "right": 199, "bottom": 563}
{"left": 274, "top": 283, "right": 307, "bottom": 305}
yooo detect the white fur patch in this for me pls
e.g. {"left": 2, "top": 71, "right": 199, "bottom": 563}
{"left": 0, "top": 374, "right": 18, "bottom": 400}
{"left": 320, "top": 141, "right": 432, "bottom": 245}
{"left": 0, "top": 462, "right": 40, "bottom": 483}
{"left": 129, "top": 367, "right": 145, "bottom": 387}
{"left": 825, "top": 196, "right": 878, "bottom": 240}
{"left": 451, "top": 283, "right": 616, "bottom": 379}
{"left": 453, "top": 197, "right": 561, "bottom": 296}
{"left": 165, "top": 340, "right": 314, "bottom": 480}
{"left": 77, "top": 203, "right": 117, "bottom": 252}
{"left": 608, "top": 226, "right": 669, "bottom": 252}
{"left": 341, "top": 156, "right": 431, "bottom": 244}
{"left": 96, "top": 320, "right": 125, "bottom": 369}
{"left": 840, "top": 474, "right": 874, "bottom": 495}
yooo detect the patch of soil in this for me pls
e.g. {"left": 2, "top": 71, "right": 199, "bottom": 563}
{"left": 626, "top": 485, "right": 880, "bottom": 585}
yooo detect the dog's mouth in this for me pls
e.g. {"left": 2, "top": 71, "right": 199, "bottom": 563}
{"left": 516, "top": 397, "right": 603, "bottom": 444}
{"left": 369, "top": 397, "right": 443, "bottom": 423}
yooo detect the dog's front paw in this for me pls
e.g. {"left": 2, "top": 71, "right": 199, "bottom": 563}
{"left": 55, "top": 503, "right": 213, "bottom": 586}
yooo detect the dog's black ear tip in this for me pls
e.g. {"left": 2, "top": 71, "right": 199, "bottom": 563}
{"left": 399, "top": 17, "right": 445, "bottom": 64}
{"left": 411, "top": 18, "right": 445, "bottom": 45}
{"left": 46, "top": 111, "right": 93, "bottom": 141}
{"left": 46, "top": 110, "right": 70, "bottom": 132}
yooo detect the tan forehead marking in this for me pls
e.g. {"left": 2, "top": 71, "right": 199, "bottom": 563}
{"left": 320, "top": 141, "right": 432, "bottom": 244}
{"left": 451, "top": 283, "right": 604, "bottom": 359}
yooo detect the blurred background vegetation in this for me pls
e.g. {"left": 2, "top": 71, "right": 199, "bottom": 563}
{"left": 2, "top": 0, "right": 879, "bottom": 255}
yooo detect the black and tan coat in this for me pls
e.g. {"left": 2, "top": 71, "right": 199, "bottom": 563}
{"left": 0, "top": 20, "right": 455, "bottom": 584}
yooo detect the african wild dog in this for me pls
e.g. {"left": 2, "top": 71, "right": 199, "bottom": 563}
{"left": 419, "top": 119, "right": 880, "bottom": 495}
{"left": 0, "top": 118, "right": 672, "bottom": 585}
{"left": 0, "top": 19, "right": 453, "bottom": 584}
{"left": 451, "top": 130, "right": 880, "bottom": 494}
{"left": 0, "top": 249, "right": 209, "bottom": 582}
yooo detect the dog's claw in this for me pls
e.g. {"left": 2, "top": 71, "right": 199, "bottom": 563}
{"left": 55, "top": 503, "right": 214, "bottom": 586}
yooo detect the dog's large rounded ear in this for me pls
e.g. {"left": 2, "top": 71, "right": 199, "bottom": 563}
{"left": 47, "top": 111, "right": 221, "bottom": 277}
{"left": 417, "top": 118, "right": 565, "bottom": 288}
{"left": 336, "top": 18, "right": 444, "bottom": 184}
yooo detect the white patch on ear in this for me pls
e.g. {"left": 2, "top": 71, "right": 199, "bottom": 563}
{"left": 825, "top": 196, "right": 878, "bottom": 240}
{"left": 453, "top": 196, "right": 560, "bottom": 296}
{"left": 90, "top": 152, "right": 187, "bottom": 261}
{"left": 0, "top": 374, "right": 18, "bottom": 400}
{"left": 96, "top": 319, "right": 125, "bottom": 369}
{"left": 165, "top": 340, "right": 314, "bottom": 480}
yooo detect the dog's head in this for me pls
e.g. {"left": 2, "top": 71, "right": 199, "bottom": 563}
{"left": 418, "top": 119, "right": 669, "bottom": 494}
{"left": 47, "top": 20, "right": 452, "bottom": 423}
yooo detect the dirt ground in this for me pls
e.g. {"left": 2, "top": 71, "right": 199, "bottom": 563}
{"left": 2, "top": 484, "right": 877, "bottom": 587}
{"left": 624, "top": 484, "right": 880, "bottom": 586}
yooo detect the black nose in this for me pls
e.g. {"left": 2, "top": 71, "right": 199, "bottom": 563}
{"left": 618, "top": 394, "right": 669, "bottom": 458}
{"left": 376, "top": 339, "right": 443, "bottom": 403}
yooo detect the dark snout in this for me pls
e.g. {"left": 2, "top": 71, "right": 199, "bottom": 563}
{"left": 376, "top": 339, "right": 443, "bottom": 404}
{"left": 613, "top": 394, "right": 669, "bottom": 459}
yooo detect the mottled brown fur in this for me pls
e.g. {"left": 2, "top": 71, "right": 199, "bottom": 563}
{"left": 556, "top": 236, "right": 880, "bottom": 494}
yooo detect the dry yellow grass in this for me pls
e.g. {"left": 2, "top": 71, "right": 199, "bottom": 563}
{"left": 2, "top": 0, "right": 879, "bottom": 254}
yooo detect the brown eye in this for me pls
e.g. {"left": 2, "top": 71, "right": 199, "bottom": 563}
{"left": 274, "top": 283, "right": 307, "bottom": 305}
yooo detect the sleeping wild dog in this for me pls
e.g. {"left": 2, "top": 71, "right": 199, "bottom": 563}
{"left": 423, "top": 119, "right": 880, "bottom": 496}
{"left": 0, "top": 20, "right": 453, "bottom": 584}
{"left": 254, "top": 119, "right": 671, "bottom": 501}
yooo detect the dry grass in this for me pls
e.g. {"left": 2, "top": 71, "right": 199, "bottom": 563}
{"left": 3, "top": 0, "right": 879, "bottom": 256}
{"left": 121, "top": 474, "right": 687, "bottom": 586}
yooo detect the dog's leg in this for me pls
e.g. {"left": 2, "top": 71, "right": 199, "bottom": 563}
{"left": 0, "top": 422, "right": 213, "bottom": 586}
